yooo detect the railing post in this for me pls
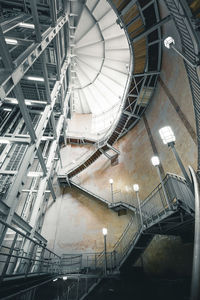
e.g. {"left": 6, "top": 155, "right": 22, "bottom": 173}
{"left": 156, "top": 167, "right": 171, "bottom": 210}
{"left": 76, "top": 278, "right": 79, "bottom": 300}
{"left": 86, "top": 255, "right": 89, "bottom": 274}
{"left": 95, "top": 253, "right": 97, "bottom": 269}
{"left": 104, "top": 235, "right": 107, "bottom": 276}
{"left": 0, "top": 232, "right": 18, "bottom": 282}
{"left": 67, "top": 286, "right": 70, "bottom": 300}
{"left": 113, "top": 250, "right": 117, "bottom": 268}
{"left": 136, "top": 191, "right": 143, "bottom": 228}
{"left": 189, "top": 166, "right": 200, "bottom": 300}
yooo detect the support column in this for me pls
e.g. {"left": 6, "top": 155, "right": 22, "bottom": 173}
{"left": 158, "top": 76, "right": 197, "bottom": 145}
{"left": 143, "top": 113, "right": 165, "bottom": 179}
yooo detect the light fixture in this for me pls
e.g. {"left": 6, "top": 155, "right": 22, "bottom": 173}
{"left": 109, "top": 178, "right": 113, "bottom": 184}
{"left": 53, "top": 278, "right": 57, "bottom": 282}
{"left": 164, "top": 36, "right": 196, "bottom": 68}
{"left": 102, "top": 228, "right": 107, "bottom": 236}
{"left": 27, "top": 171, "right": 43, "bottom": 177}
{"left": 159, "top": 126, "right": 176, "bottom": 145}
{"left": 26, "top": 76, "right": 44, "bottom": 82}
{"left": 133, "top": 184, "right": 139, "bottom": 192}
{"left": 164, "top": 36, "right": 175, "bottom": 49}
{"left": 6, "top": 98, "right": 18, "bottom": 104}
{"left": 5, "top": 38, "right": 18, "bottom": 45}
{"left": 159, "top": 126, "right": 191, "bottom": 185}
{"left": 63, "top": 276, "right": 68, "bottom": 280}
{"left": 19, "top": 22, "right": 35, "bottom": 29}
{"left": 0, "top": 139, "right": 10, "bottom": 144}
{"left": 151, "top": 156, "right": 160, "bottom": 167}
{"left": 3, "top": 108, "right": 12, "bottom": 111}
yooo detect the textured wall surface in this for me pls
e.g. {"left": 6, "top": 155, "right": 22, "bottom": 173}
{"left": 42, "top": 1, "right": 196, "bottom": 274}
{"left": 136, "top": 235, "right": 193, "bottom": 276}
{"left": 42, "top": 185, "right": 132, "bottom": 255}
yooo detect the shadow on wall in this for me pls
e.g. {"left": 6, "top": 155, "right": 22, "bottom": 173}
{"left": 135, "top": 235, "right": 193, "bottom": 277}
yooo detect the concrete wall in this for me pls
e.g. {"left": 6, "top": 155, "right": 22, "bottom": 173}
{"left": 42, "top": 185, "right": 132, "bottom": 255}
{"left": 137, "top": 235, "right": 193, "bottom": 277}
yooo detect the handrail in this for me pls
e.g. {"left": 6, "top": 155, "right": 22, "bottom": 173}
{"left": 67, "top": 173, "right": 194, "bottom": 275}
{"left": 2, "top": 172, "right": 195, "bottom": 299}
{"left": 110, "top": 172, "right": 195, "bottom": 268}
{"left": 0, "top": 219, "right": 61, "bottom": 280}
{"left": 189, "top": 166, "right": 200, "bottom": 300}
{"left": 70, "top": 177, "right": 137, "bottom": 209}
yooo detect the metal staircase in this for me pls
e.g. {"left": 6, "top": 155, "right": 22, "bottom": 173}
{"left": 0, "top": 172, "right": 196, "bottom": 300}
{"left": 64, "top": 179, "right": 138, "bottom": 213}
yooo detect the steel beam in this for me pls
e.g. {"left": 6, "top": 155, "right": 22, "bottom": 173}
{"left": 0, "top": 60, "right": 69, "bottom": 243}
{"left": 0, "top": 137, "right": 30, "bottom": 144}
{"left": 0, "top": 35, "right": 56, "bottom": 199}
{"left": 1, "top": 14, "right": 31, "bottom": 34}
{"left": 123, "top": 110, "right": 141, "bottom": 119}
{"left": 119, "top": 0, "right": 138, "bottom": 17}
{"left": 0, "top": 14, "right": 68, "bottom": 99}
{"left": 131, "top": 15, "right": 171, "bottom": 43}
{"left": 0, "top": 198, "right": 46, "bottom": 244}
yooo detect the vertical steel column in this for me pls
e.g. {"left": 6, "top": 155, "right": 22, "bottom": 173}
{"left": 156, "top": 166, "right": 171, "bottom": 209}
{"left": 189, "top": 166, "right": 200, "bottom": 300}
{"left": 136, "top": 191, "right": 143, "bottom": 228}
{"left": 169, "top": 142, "right": 192, "bottom": 185}
{"left": 110, "top": 182, "right": 114, "bottom": 203}
{"left": 104, "top": 235, "right": 107, "bottom": 276}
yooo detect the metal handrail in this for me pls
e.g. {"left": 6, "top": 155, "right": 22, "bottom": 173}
{"left": 1, "top": 172, "right": 195, "bottom": 299}
{"left": 110, "top": 173, "right": 194, "bottom": 268}
{"left": 189, "top": 166, "right": 200, "bottom": 300}
{"left": 0, "top": 219, "right": 61, "bottom": 280}
{"left": 70, "top": 176, "right": 138, "bottom": 209}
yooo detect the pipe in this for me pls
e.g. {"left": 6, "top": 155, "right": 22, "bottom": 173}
{"left": 189, "top": 166, "right": 200, "bottom": 300}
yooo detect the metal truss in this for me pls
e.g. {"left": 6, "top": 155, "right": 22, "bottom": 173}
{"left": 0, "top": 0, "right": 71, "bottom": 261}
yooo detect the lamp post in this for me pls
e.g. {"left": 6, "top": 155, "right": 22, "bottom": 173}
{"left": 102, "top": 227, "right": 107, "bottom": 276}
{"left": 151, "top": 156, "right": 171, "bottom": 210}
{"left": 133, "top": 184, "right": 143, "bottom": 228}
{"left": 159, "top": 126, "right": 192, "bottom": 185}
{"left": 164, "top": 36, "right": 198, "bottom": 68}
{"left": 109, "top": 178, "right": 114, "bottom": 203}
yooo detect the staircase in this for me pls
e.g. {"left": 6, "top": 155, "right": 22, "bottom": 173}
{"left": 0, "top": 172, "right": 196, "bottom": 300}
{"left": 65, "top": 179, "right": 138, "bottom": 213}
{"left": 113, "top": 173, "right": 194, "bottom": 270}
{"left": 59, "top": 0, "right": 162, "bottom": 179}
{"left": 59, "top": 172, "right": 195, "bottom": 300}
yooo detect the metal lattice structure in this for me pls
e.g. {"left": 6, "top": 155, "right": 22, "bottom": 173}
{"left": 0, "top": 0, "right": 71, "bottom": 284}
